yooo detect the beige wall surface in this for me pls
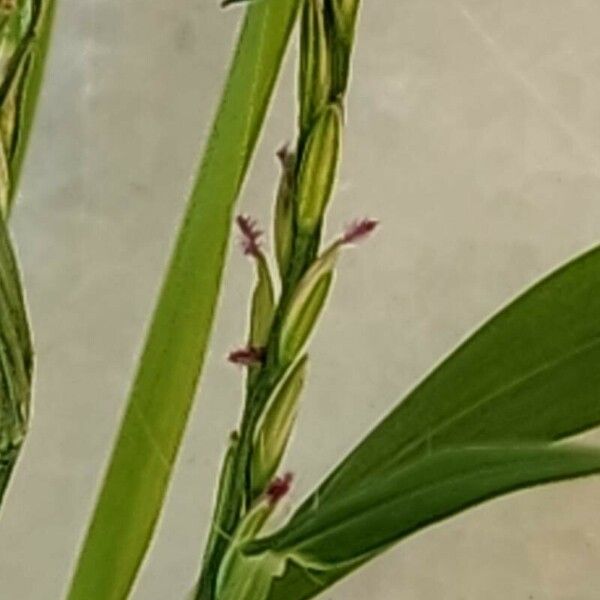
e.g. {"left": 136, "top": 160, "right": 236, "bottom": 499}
{"left": 1, "top": 1, "right": 600, "bottom": 598}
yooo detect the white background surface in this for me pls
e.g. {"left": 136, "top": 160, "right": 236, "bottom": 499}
{"left": 2, "top": 1, "right": 600, "bottom": 598}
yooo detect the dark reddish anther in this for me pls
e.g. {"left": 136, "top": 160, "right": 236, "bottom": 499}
{"left": 341, "top": 218, "right": 379, "bottom": 245}
{"left": 266, "top": 472, "right": 294, "bottom": 506}
{"left": 236, "top": 215, "right": 263, "bottom": 258}
{"left": 228, "top": 346, "right": 265, "bottom": 367}
{"left": 276, "top": 143, "right": 292, "bottom": 166}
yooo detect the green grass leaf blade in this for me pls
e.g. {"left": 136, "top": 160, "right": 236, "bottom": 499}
{"left": 305, "top": 245, "right": 600, "bottom": 508}
{"left": 260, "top": 445, "right": 600, "bottom": 599}
{"left": 259, "top": 244, "right": 600, "bottom": 598}
{"left": 66, "top": 4, "right": 301, "bottom": 600}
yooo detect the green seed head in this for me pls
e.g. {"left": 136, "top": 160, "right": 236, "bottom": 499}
{"left": 278, "top": 244, "right": 339, "bottom": 364}
{"left": 280, "top": 271, "right": 332, "bottom": 365}
{"left": 295, "top": 103, "right": 342, "bottom": 235}
{"left": 251, "top": 356, "right": 308, "bottom": 497}
{"left": 273, "top": 146, "right": 296, "bottom": 279}
{"left": 299, "top": 0, "right": 331, "bottom": 136}
{"left": 326, "top": 0, "right": 360, "bottom": 40}
{"left": 325, "top": 0, "right": 360, "bottom": 96}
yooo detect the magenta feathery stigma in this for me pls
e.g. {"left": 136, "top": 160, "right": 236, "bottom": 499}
{"left": 228, "top": 346, "right": 265, "bottom": 367}
{"left": 341, "top": 218, "right": 379, "bottom": 245}
{"left": 236, "top": 214, "right": 263, "bottom": 258}
{"left": 266, "top": 472, "right": 294, "bottom": 506}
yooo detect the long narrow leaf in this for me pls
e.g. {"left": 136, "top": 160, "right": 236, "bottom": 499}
{"left": 66, "top": 4, "right": 301, "bottom": 599}
{"left": 304, "top": 245, "right": 600, "bottom": 508}
{"left": 262, "top": 244, "right": 600, "bottom": 598}
{"left": 259, "top": 445, "right": 600, "bottom": 599}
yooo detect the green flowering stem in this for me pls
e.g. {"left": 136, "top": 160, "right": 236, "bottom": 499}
{"left": 195, "top": 2, "right": 365, "bottom": 598}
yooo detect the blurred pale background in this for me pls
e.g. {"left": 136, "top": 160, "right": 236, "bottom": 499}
{"left": 1, "top": 1, "right": 600, "bottom": 598}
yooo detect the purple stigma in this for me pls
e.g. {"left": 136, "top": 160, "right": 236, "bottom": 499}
{"left": 341, "top": 218, "right": 379, "bottom": 245}
{"left": 228, "top": 346, "right": 265, "bottom": 367}
{"left": 236, "top": 214, "right": 263, "bottom": 258}
{"left": 266, "top": 472, "right": 294, "bottom": 506}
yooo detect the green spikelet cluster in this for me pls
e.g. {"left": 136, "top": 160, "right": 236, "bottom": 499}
{"left": 195, "top": 2, "right": 370, "bottom": 599}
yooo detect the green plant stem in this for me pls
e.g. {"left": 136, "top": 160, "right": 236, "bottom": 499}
{"left": 195, "top": 365, "right": 284, "bottom": 599}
